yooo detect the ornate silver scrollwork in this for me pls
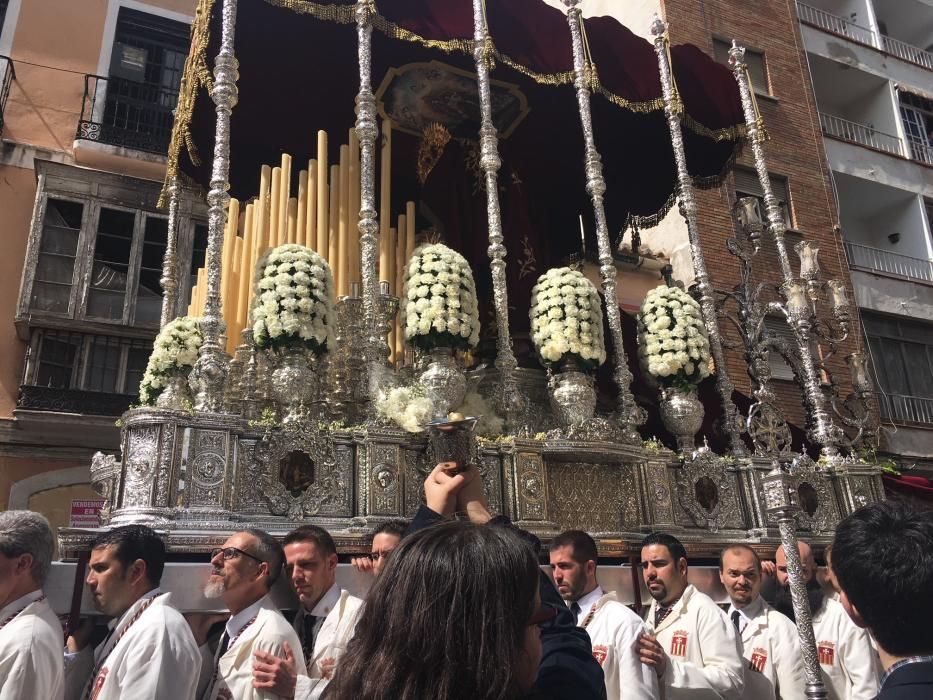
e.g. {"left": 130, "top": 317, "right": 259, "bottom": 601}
{"left": 675, "top": 447, "right": 743, "bottom": 532}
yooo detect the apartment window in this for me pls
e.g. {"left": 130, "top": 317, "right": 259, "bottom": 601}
{"left": 899, "top": 92, "right": 933, "bottom": 164}
{"left": 764, "top": 317, "right": 797, "bottom": 381}
{"left": 863, "top": 313, "right": 933, "bottom": 424}
{"left": 30, "top": 199, "right": 84, "bottom": 315}
{"left": 18, "top": 329, "right": 152, "bottom": 415}
{"left": 713, "top": 38, "right": 769, "bottom": 96}
{"left": 734, "top": 167, "right": 792, "bottom": 229}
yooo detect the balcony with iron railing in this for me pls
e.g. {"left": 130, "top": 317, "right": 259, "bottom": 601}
{"left": 878, "top": 393, "right": 933, "bottom": 426}
{"left": 0, "top": 55, "right": 14, "bottom": 137}
{"left": 797, "top": 2, "right": 933, "bottom": 71}
{"left": 845, "top": 241, "right": 933, "bottom": 283}
{"left": 819, "top": 112, "right": 904, "bottom": 156}
{"left": 75, "top": 74, "right": 178, "bottom": 156}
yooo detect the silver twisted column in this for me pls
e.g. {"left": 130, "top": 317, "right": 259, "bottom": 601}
{"left": 651, "top": 18, "right": 745, "bottom": 456}
{"left": 762, "top": 465, "right": 829, "bottom": 700}
{"left": 564, "top": 1, "right": 643, "bottom": 444}
{"left": 729, "top": 43, "right": 840, "bottom": 458}
{"left": 159, "top": 178, "right": 180, "bottom": 328}
{"left": 354, "top": 1, "right": 388, "bottom": 404}
{"left": 190, "top": 0, "right": 238, "bottom": 413}
{"left": 471, "top": 0, "right": 526, "bottom": 433}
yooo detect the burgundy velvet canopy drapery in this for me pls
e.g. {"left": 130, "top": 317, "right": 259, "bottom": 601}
{"left": 166, "top": 0, "right": 745, "bottom": 256}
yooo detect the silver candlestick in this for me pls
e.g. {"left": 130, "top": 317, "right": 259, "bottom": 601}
{"left": 761, "top": 464, "right": 829, "bottom": 700}
{"left": 189, "top": 0, "right": 238, "bottom": 413}
{"left": 563, "top": 0, "right": 644, "bottom": 444}
{"left": 651, "top": 17, "right": 746, "bottom": 456}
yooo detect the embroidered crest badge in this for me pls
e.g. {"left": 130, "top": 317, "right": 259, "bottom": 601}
{"left": 592, "top": 645, "right": 608, "bottom": 666}
{"left": 749, "top": 648, "right": 768, "bottom": 673}
{"left": 90, "top": 668, "right": 108, "bottom": 700}
{"left": 670, "top": 630, "right": 688, "bottom": 657}
{"left": 818, "top": 641, "right": 835, "bottom": 666}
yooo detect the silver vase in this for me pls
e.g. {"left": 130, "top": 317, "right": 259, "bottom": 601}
{"left": 156, "top": 374, "right": 190, "bottom": 411}
{"left": 420, "top": 347, "right": 466, "bottom": 421}
{"left": 550, "top": 360, "right": 597, "bottom": 430}
{"left": 659, "top": 386, "right": 704, "bottom": 452}
{"left": 271, "top": 345, "right": 317, "bottom": 424}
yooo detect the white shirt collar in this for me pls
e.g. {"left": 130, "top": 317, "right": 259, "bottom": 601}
{"left": 0, "top": 588, "right": 44, "bottom": 619}
{"left": 108, "top": 587, "right": 162, "bottom": 631}
{"left": 309, "top": 583, "right": 341, "bottom": 618}
{"left": 225, "top": 594, "right": 266, "bottom": 641}
{"left": 574, "top": 585, "right": 604, "bottom": 623}
{"left": 727, "top": 594, "right": 764, "bottom": 632}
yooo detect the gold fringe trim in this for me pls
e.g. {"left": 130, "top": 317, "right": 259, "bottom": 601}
{"left": 162, "top": 0, "right": 747, "bottom": 200}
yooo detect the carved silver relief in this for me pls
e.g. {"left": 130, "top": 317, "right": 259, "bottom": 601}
{"left": 781, "top": 453, "right": 839, "bottom": 535}
{"left": 547, "top": 461, "right": 622, "bottom": 533}
{"left": 370, "top": 443, "right": 400, "bottom": 516}
{"left": 187, "top": 429, "right": 228, "bottom": 507}
{"left": 516, "top": 452, "right": 547, "bottom": 521}
{"left": 90, "top": 451, "right": 120, "bottom": 524}
{"left": 674, "top": 448, "right": 744, "bottom": 532}
{"left": 122, "top": 426, "right": 160, "bottom": 509}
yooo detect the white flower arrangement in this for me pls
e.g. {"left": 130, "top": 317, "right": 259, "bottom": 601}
{"left": 251, "top": 244, "right": 336, "bottom": 354}
{"left": 375, "top": 384, "right": 435, "bottom": 433}
{"left": 138, "top": 316, "right": 202, "bottom": 405}
{"left": 529, "top": 267, "right": 607, "bottom": 368}
{"left": 402, "top": 243, "right": 480, "bottom": 351}
{"left": 637, "top": 285, "right": 711, "bottom": 390}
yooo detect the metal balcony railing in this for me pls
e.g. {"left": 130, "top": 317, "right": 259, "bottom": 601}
{"left": 882, "top": 34, "right": 933, "bottom": 72}
{"left": 797, "top": 2, "right": 933, "bottom": 71}
{"left": 845, "top": 241, "right": 933, "bottom": 283}
{"left": 878, "top": 393, "right": 933, "bottom": 425}
{"left": 819, "top": 112, "right": 903, "bottom": 156}
{"left": 76, "top": 74, "right": 178, "bottom": 156}
{"left": 0, "top": 55, "right": 14, "bottom": 137}
{"left": 906, "top": 136, "right": 933, "bottom": 166}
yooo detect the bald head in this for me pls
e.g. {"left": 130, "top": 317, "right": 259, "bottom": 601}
{"left": 775, "top": 541, "right": 816, "bottom": 586}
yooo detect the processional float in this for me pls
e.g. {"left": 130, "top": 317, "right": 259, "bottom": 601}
{"left": 73, "top": 0, "right": 882, "bottom": 637}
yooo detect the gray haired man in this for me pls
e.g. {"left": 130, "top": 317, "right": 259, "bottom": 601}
{"left": 0, "top": 510, "right": 65, "bottom": 700}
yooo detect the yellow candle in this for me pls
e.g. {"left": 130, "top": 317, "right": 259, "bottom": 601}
{"left": 337, "top": 144, "right": 350, "bottom": 297}
{"left": 405, "top": 201, "right": 416, "bottom": 263}
{"left": 327, "top": 163, "right": 340, "bottom": 269}
{"left": 316, "top": 131, "right": 329, "bottom": 255}
{"left": 255, "top": 165, "right": 271, "bottom": 258}
{"left": 297, "top": 169, "right": 308, "bottom": 245}
{"left": 306, "top": 159, "right": 317, "bottom": 250}
{"left": 269, "top": 167, "right": 281, "bottom": 249}
{"left": 238, "top": 203, "right": 255, "bottom": 331}
{"left": 278, "top": 153, "right": 292, "bottom": 247}
{"left": 286, "top": 197, "right": 298, "bottom": 244}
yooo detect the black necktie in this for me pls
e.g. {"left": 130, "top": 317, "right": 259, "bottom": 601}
{"left": 731, "top": 610, "right": 742, "bottom": 632}
{"left": 302, "top": 614, "right": 320, "bottom": 657}
{"left": 217, "top": 630, "right": 230, "bottom": 658}
{"left": 570, "top": 601, "right": 581, "bottom": 625}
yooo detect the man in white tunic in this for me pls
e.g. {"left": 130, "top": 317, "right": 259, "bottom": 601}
{"left": 201, "top": 528, "right": 306, "bottom": 700}
{"left": 0, "top": 510, "right": 64, "bottom": 700}
{"left": 252, "top": 525, "right": 363, "bottom": 699}
{"left": 638, "top": 532, "right": 744, "bottom": 699}
{"left": 74, "top": 525, "right": 201, "bottom": 700}
{"left": 548, "top": 529, "right": 657, "bottom": 700}
{"left": 720, "top": 544, "right": 804, "bottom": 700}
{"left": 773, "top": 541, "right": 879, "bottom": 700}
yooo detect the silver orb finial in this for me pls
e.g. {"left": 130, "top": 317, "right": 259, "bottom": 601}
{"left": 650, "top": 14, "right": 667, "bottom": 38}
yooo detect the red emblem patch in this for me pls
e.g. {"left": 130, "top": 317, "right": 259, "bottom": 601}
{"left": 90, "top": 668, "right": 108, "bottom": 700}
{"left": 670, "top": 630, "right": 688, "bottom": 657}
{"left": 592, "top": 644, "right": 609, "bottom": 666}
{"left": 818, "top": 641, "right": 835, "bottom": 666}
{"left": 749, "top": 648, "right": 768, "bottom": 673}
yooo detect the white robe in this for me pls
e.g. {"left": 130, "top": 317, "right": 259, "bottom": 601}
{"left": 0, "top": 590, "right": 64, "bottom": 700}
{"left": 811, "top": 597, "right": 880, "bottom": 700}
{"left": 293, "top": 585, "right": 363, "bottom": 700}
{"left": 730, "top": 598, "right": 805, "bottom": 700}
{"left": 203, "top": 595, "right": 307, "bottom": 700}
{"left": 81, "top": 589, "right": 201, "bottom": 700}
{"left": 645, "top": 584, "right": 745, "bottom": 700}
{"left": 581, "top": 590, "right": 658, "bottom": 700}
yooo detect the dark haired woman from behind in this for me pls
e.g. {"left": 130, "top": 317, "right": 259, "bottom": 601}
{"left": 324, "top": 464, "right": 605, "bottom": 700}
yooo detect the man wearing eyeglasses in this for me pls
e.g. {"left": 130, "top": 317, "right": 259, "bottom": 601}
{"left": 350, "top": 520, "right": 407, "bottom": 578}
{"left": 251, "top": 525, "right": 362, "bottom": 700}
{"left": 201, "top": 529, "right": 305, "bottom": 700}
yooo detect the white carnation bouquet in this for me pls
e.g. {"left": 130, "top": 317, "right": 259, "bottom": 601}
{"left": 529, "top": 267, "right": 607, "bottom": 368}
{"left": 138, "top": 316, "right": 202, "bottom": 405}
{"left": 402, "top": 243, "right": 480, "bottom": 351}
{"left": 637, "top": 285, "right": 711, "bottom": 390}
{"left": 375, "top": 384, "right": 435, "bottom": 433}
{"left": 251, "top": 244, "right": 336, "bottom": 354}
